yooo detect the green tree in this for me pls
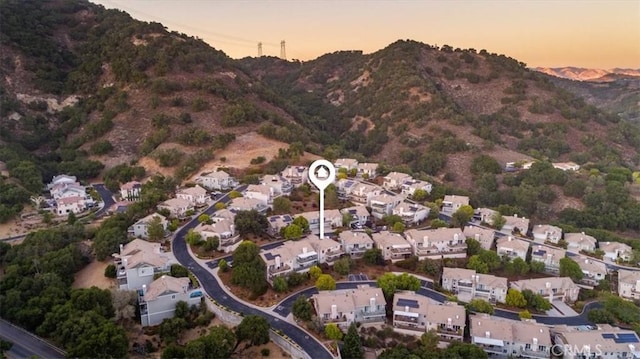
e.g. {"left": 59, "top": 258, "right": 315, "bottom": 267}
{"left": 229, "top": 191, "right": 243, "bottom": 199}
{"left": 333, "top": 257, "right": 351, "bottom": 275}
{"left": 309, "top": 265, "right": 322, "bottom": 279}
{"left": 185, "top": 229, "right": 203, "bottom": 246}
{"left": 559, "top": 257, "right": 584, "bottom": 282}
{"left": 505, "top": 257, "right": 530, "bottom": 276}
{"left": 392, "top": 221, "right": 406, "bottom": 233}
{"left": 342, "top": 212, "right": 354, "bottom": 227}
{"left": 341, "top": 323, "right": 364, "bottom": 359}
{"left": 185, "top": 325, "right": 236, "bottom": 359}
{"left": 273, "top": 276, "right": 288, "bottom": 293}
{"left": 292, "top": 216, "right": 310, "bottom": 233}
{"left": 444, "top": 341, "right": 488, "bottom": 358}
{"left": 519, "top": 310, "right": 533, "bottom": 320}
{"left": 468, "top": 298, "right": 494, "bottom": 314}
{"left": 529, "top": 260, "right": 545, "bottom": 273}
{"left": 231, "top": 241, "right": 267, "bottom": 295}
{"left": 466, "top": 238, "right": 482, "bottom": 256}
{"left": 315, "top": 274, "right": 336, "bottom": 291}
{"left": 170, "top": 264, "right": 189, "bottom": 278}
{"left": 197, "top": 214, "right": 212, "bottom": 224}
{"left": 430, "top": 218, "right": 449, "bottom": 228}
{"left": 363, "top": 248, "right": 385, "bottom": 266}
{"left": 452, "top": 205, "right": 474, "bottom": 229}
{"left": 283, "top": 224, "right": 303, "bottom": 240}
{"left": 234, "top": 210, "right": 269, "bottom": 236}
{"left": 377, "top": 273, "right": 420, "bottom": 299}
{"left": 147, "top": 215, "right": 166, "bottom": 242}
{"left": 506, "top": 289, "right": 527, "bottom": 308}
{"left": 214, "top": 202, "right": 226, "bottom": 210}
{"left": 160, "top": 317, "right": 188, "bottom": 344}
{"left": 104, "top": 264, "right": 117, "bottom": 278}
{"left": 218, "top": 259, "right": 228, "bottom": 272}
{"left": 587, "top": 308, "right": 616, "bottom": 324}
{"left": 382, "top": 214, "right": 403, "bottom": 227}
{"left": 67, "top": 211, "right": 77, "bottom": 225}
{"left": 325, "top": 323, "right": 343, "bottom": 340}
{"left": 272, "top": 197, "right": 292, "bottom": 214}
{"left": 292, "top": 295, "right": 313, "bottom": 321}
{"left": 467, "top": 255, "right": 489, "bottom": 274}
{"left": 412, "top": 189, "right": 429, "bottom": 202}
{"left": 479, "top": 249, "right": 502, "bottom": 271}
{"left": 491, "top": 212, "right": 506, "bottom": 230}
{"left": 420, "top": 329, "right": 440, "bottom": 351}
{"left": 236, "top": 315, "right": 270, "bottom": 348}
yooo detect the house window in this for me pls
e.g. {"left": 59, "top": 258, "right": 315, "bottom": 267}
{"left": 172, "top": 295, "right": 176, "bottom": 300}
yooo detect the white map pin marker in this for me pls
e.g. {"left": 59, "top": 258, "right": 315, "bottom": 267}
{"left": 308, "top": 159, "right": 336, "bottom": 239}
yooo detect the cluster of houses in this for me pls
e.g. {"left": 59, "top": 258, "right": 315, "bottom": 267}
{"left": 47, "top": 174, "right": 96, "bottom": 216}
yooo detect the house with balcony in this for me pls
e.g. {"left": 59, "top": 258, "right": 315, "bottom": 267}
{"left": 392, "top": 202, "right": 430, "bottom": 225}
{"left": 267, "top": 214, "right": 294, "bottom": 237}
{"left": 501, "top": 214, "right": 530, "bottom": 235}
{"left": 341, "top": 206, "right": 370, "bottom": 226}
{"left": 244, "top": 184, "right": 275, "bottom": 207}
{"left": 339, "top": 230, "right": 374, "bottom": 258}
{"left": 128, "top": 213, "right": 168, "bottom": 239}
{"left": 280, "top": 166, "right": 309, "bottom": 187}
{"left": 335, "top": 179, "right": 358, "bottom": 200}
{"left": 564, "top": 232, "right": 598, "bottom": 253}
{"left": 48, "top": 174, "right": 78, "bottom": 190}
{"left": 176, "top": 185, "right": 208, "bottom": 207}
{"left": 193, "top": 219, "right": 240, "bottom": 253}
{"left": 212, "top": 208, "right": 236, "bottom": 222}
{"left": 157, "top": 198, "right": 193, "bottom": 218}
{"left": 405, "top": 228, "right": 467, "bottom": 260}
{"left": 441, "top": 195, "right": 470, "bottom": 214}
{"left": 260, "top": 237, "right": 324, "bottom": 284}
{"left": 310, "top": 235, "right": 344, "bottom": 264}
{"left": 357, "top": 162, "right": 378, "bottom": 178}
{"left": 442, "top": 267, "right": 508, "bottom": 303}
{"left": 551, "top": 324, "right": 640, "bottom": 359}
{"left": 400, "top": 179, "right": 433, "bottom": 196}
{"left": 463, "top": 226, "right": 496, "bottom": 251}
{"left": 120, "top": 181, "right": 142, "bottom": 201}
{"left": 55, "top": 196, "right": 87, "bottom": 215}
{"left": 474, "top": 207, "right": 499, "bottom": 226}
{"left": 195, "top": 170, "right": 238, "bottom": 191}
{"left": 532, "top": 224, "right": 563, "bottom": 244}
{"left": 50, "top": 181, "right": 86, "bottom": 200}
{"left": 312, "top": 285, "right": 386, "bottom": 328}
{"left": 618, "top": 269, "right": 640, "bottom": 301}
{"left": 334, "top": 158, "right": 359, "bottom": 172}
{"left": 372, "top": 231, "right": 412, "bottom": 263}
{"left": 383, "top": 172, "right": 412, "bottom": 191}
{"left": 574, "top": 255, "right": 607, "bottom": 285}
{"left": 530, "top": 245, "right": 566, "bottom": 273}
{"left": 369, "top": 194, "right": 403, "bottom": 219}
{"left": 261, "top": 175, "right": 293, "bottom": 196}
{"left": 112, "top": 239, "right": 175, "bottom": 290}
{"left": 496, "top": 236, "right": 530, "bottom": 260}
{"left": 228, "top": 197, "right": 268, "bottom": 213}
{"left": 298, "top": 209, "right": 342, "bottom": 236}
{"left": 392, "top": 292, "right": 466, "bottom": 342}
{"left": 349, "top": 182, "right": 382, "bottom": 206}
{"left": 470, "top": 314, "right": 551, "bottom": 358}
{"left": 510, "top": 277, "right": 580, "bottom": 303}
{"left": 600, "top": 241, "right": 633, "bottom": 262}
{"left": 139, "top": 275, "right": 202, "bottom": 326}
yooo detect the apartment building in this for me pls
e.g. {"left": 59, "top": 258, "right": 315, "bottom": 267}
{"left": 510, "top": 277, "right": 580, "bottom": 303}
{"left": 338, "top": 230, "right": 374, "bottom": 258}
{"left": 530, "top": 245, "right": 566, "bottom": 273}
{"left": 441, "top": 267, "right": 508, "bottom": 303}
{"left": 496, "top": 236, "right": 530, "bottom": 261}
{"left": 470, "top": 314, "right": 551, "bottom": 359}
{"left": 405, "top": 228, "right": 467, "bottom": 260}
{"left": 372, "top": 231, "right": 412, "bottom": 263}
{"left": 312, "top": 285, "right": 386, "bottom": 328}
{"left": 112, "top": 239, "right": 175, "bottom": 290}
{"left": 392, "top": 292, "right": 465, "bottom": 342}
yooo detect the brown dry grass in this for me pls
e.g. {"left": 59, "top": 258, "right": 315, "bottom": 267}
{"left": 73, "top": 260, "right": 115, "bottom": 289}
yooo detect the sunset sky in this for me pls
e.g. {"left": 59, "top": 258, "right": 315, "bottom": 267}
{"left": 91, "top": 0, "right": 640, "bottom": 69}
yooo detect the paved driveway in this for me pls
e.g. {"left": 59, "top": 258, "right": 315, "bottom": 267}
{"left": 552, "top": 300, "right": 579, "bottom": 316}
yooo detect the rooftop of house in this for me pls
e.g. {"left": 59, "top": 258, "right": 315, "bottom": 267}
{"left": 228, "top": 197, "right": 264, "bottom": 211}
{"left": 564, "top": 232, "right": 598, "bottom": 246}
{"left": 497, "top": 236, "right": 531, "bottom": 253}
{"left": 357, "top": 162, "right": 378, "bottom": 171}
{"left": 246, "top": 184, "right": 273, "bottom": 196}
{"left": 261, "top": 237, "right": 320, "bottom": 266}
{"left": 56, "top": 196, "right": 85, "bottom": 205}
{"left": 618, "top": 269, "right": 640, "bottom": 284}
{"left": 470, "top": 314, "right": 551, "bottom": 346}
{"left": 574, "top": 255, "right": 607, "bottom": 274}
{"left": 135, "top": 213, "right": 167, "bottom": 226}
{"left": 393, "top": 291, "right": 430, "bottom": 312}
{"left": 339, "top": 230, "right": 374, "bottom": 246}
{"left": 503, "top": 215, "right": 530, "bottom": 230}
{"left": 442, "top": 195, "right": 470, "bottom": 206}
{"left": 177, "top": 185, "right": 207, "bottom": 197}
{"left": 335, "top": 158, "right": 359, "bottom": 167}
{"left": 313, "top": 285, "right": 385, "bottom": 314}
{"left": 372, "top": 231, "right": 411, "bottom": 248}
{"left": 281, "top": 166, "right": 308, "bottom": 177}
{"left": 341, "top": 206, "right": 370, "bottom": 218}
{"left": 298, "top": 209, "right": 342, "bottom": 222}
{"left": 384, "top": 171, "right": 412, "bottom": 182}
{"left": 370, "top": 194, "right": 402, "bottom": 205}
{"left": 405, "top": 227, "right": 465, "bottom": 244}
{"left": 114, "top": 239, "right": 173, "bottom": 269}
{"left": 267, "top": 214, "right": 293, "bottom": 228}
{"left": 532, "top": 224, "right": 563, "bottom": 236}
{"left": 463, "top": 226, "right": 495, "bottom": 250}
{"left": 159, "top": 197, "right": 191, "bottom": 209}
{"left": 401, "top": 179, "right": 432, "bottom": 188}
{"left": 393, "top": 202, "right": 429, "bottom": 215}
{"left": 599, "top": 241, "right": 632, "bottom": 253}
{"left": 199, "top": 170, "right": 230, "bottom": 179}
{"left": 442, "top": 267, "right": 508, "bottom": 289}
{"left": 551, "top": 324, "right": 640, "bottom": 354}
{"left": 530, "top": 245, "right": 566, "bottom": 261}
{"left": 143, "top": 275, "right": 190, "bottom": 301}
{"left": 510, "top": 277, "right": 578, "bottom": 292}
{"left": 476, "top": 207, "right": 498, "bottom": 217}
{"left": 352, "top": 182, "right": 380, "bottom": 194}
{"left": 121, "top": 181, "right": 142, "bottom": 190}
{"left": 212, "top": 209, "right": 236, "bottom": 222}
{"left": 426, "top": 301, "right": 466, "bottom": 327}
{"left": 309, "top": 235, "right": 342, "bottom": 252}
{"left": 195, "top": 219, "right": 234, "bottom": 235}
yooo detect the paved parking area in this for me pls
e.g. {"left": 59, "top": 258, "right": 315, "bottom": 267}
{"left": 205, "top": 260, "right": 218, "bottom": 269}
{"left": 348, "top": 273, "right": 369, "bottom": 281}
{"left": 552, "top": 300, "right": 579, "bottom": 316}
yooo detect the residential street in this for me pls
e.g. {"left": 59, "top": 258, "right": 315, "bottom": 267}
{"left": 0, "top": 319, "right": 65, "bottom": 359}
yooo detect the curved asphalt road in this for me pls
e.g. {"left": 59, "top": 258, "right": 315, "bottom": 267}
{"left": 93, "top": 183, "right": 116, "bottom": 217}
{"left": 0, "top": 319, "right": 65, "bottom": 359}
{"left": 172, "top": 188, "right": 333, "bottom": 359}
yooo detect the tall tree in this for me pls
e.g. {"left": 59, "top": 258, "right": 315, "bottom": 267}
{"left": 147, "top": 215, "right": 165, "bottom": 242}
{"left": 235, "top": 315, "right": 270, "bottom": 348}
{"left": 315, "top": 274, "right": 336, "bottom": 290}
{"left": 452, "top": 205, "right": 474, "bottom": 229}
{"left": 292, "top": 295, "right": 313, "bottom": 321}
{"left": 559, "top": 257, "right": 584, "bottom": 282}
{"left": 341, "top": 323, "right": 364, "bottom": 359}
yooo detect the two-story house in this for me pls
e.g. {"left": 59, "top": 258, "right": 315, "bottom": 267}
{"left": 335, "top": 179, "right": 358, "bottom": 200}
{"left": 340, "top": 206, "right": 370, "bottom": 226}
{"left": 280, "top": 166, "right": 309, "bottom": 187}
{"left": 392, "top": 292, "right": 465, "bottom": 342}
{"left": 334, "top": 158, "right": 359, "bottom": 172}
{"left": 50, "top": 182, "right": 86, "bottom": 200}
{"left": 400, "top": 179, "right": 433, "bottom": 197}
{"left": 574, "top": 255, "right": 607, "bottom": 285}
{"left": 496, "top": 236, "right": 530, "bottom": 260}
{"left": 195, "top": 170, "right": 238, "bottom": 191}
{"left": 120, "top": 181, "right": 142, "bottom": 201}
{"left": 405, "top": 228, "right": 467, "bottom": 260}
{"left": 463, "top": 226, "right": 496, "bottom": 251}
{"left": 372, "top": 231, "right": 412, "bottom": 263}
{"left": 510, "top": 277, "right": 580, "bottom": 303}
{"left": 501, "top": 214, "right": 530, "bottom": 235}
{"left": 532, "top": 224, "right": 563, "bottom": 244}
{"left": 228, "top": 197, "right": 268, "bottom": 213}
{"left": 310, "top": 236, "right": 344, "bottom": 265}
{"left": 245, "top": 184, "right": 275, "bottom": 207}
{"left": 599, "top": 241, "right": 633, "bottom": 262}
{"left": 128, "top": 213, "right": 168, "bottom": 239}
{"left": 564, "top": 232, "right": 598, "bottom": 253}
{"left": 356, "top": 163, "right": 378, "bottom": 178}
{"left": 48, "top": 174, "right": 78, "bottom": 190}
{"left": 267, "top": 214, "right": 294, "bottom": 237}
{"left": 176, "top": 185, "right": 208, "bottom": 207}
{"left": 261, "top": 175, "right": 293, "bottom": 197}
{"left": 470, "top": 314, "right": 551, "bottom": 359}
{"left": 157, "top": 198, "right": 193, "bottom": 218}
{"left": 349, "top": 182, "right": 382, "bottom": 206}
{"left": 299, "top": 209, "right": 343, "bottom": 236}
{"left": 392, "top": 202, "right": 430, "bottom": 225}
{"left": 441, "top": 195, "right": 470, "bottom": 214}
{"left": 112, "top": 239, "right": 175, "bottom": 290}
{"left": 474, "top": 207, "right": 499, "bottom": 226}
{"left": 617, "top": 269, "right": 640, "bottom": 301}
{"left": 530, "top": 245, "right": 566, "bottom": 273}
{"left": 383, "top": 172, "right": 412, "bottom": 191}
{"left": 194, "top": 219, "right": 240, "bottom": 253}
{"left": 55, "top": 196, "right": 87, "bottom": 215}
{"left": 441, "top": 267, "right": 508, "bottom": 303}
{"left": 369, "top": 194, "right": 403, "bottom": 219}
{"left": 312, "top": 285, "right": 386, "bottom": 328}
{"left": 339, "top": 230, "right": 374, "bottom": 258}
{"left": 139, "top": 275, "right": 202, "bottom": 326}
{"left": 551, "top": 324, "right": 640, "bottom": 359}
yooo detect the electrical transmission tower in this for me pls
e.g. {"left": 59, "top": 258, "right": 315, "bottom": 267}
{"left": 257, "top": 42, "right": 263, "bottom": 57}
{"left": 280, "top": 40, "right": 286, "bottom": 60}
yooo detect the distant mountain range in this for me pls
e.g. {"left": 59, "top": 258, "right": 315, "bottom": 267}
{"left": 534, "top": 67, "right": 640, "bottom": 82}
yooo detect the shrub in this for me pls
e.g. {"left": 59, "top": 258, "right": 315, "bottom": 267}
{"left": 261, "top": 348, "right": 270, "bottom": 357}
{"left": 104, "top": 264, "right": 117, "bottom": 278}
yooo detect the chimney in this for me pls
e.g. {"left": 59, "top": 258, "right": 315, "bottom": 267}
{"left": 142, "top": 284, "right": 147, "bottom": 295}
{"left": 230, "top": 224, "right": 235, "bottom": 234}
{"left": 447, "top": 318, "right": 452, "bottom": 328}
{"left": 514, "top": 214, "right": 518, "bottom": 218}
{"left": 370, "top": 297, "right": 376, "bottom": 312}
{"left": 331, "top": 304, "right": 338, "bottom": 318}
{"left": 275, "top": 256, "right": 281, "bottom": 268}
{"left": 485, "top": 331, "right": 491, "bottom": 338}
{"left": 424, "top": 236, "right": 429, "bottom": 247}
{"left": 119, "top": 244, "right": 124, "bottom": 253}
{"left": 475, "top": 233, "right": 480, "bottom": 241}
{"left": 453, "top": 233, "right": 459, "bottom": 242}
{"left": 545, "top": 282, "right": 551, "bottom": 289}
{"left": 533, "top": 338, "right": 538, "bottom": 350}
{"left": 405, "top": 306, "right": 409, "bottom": 312}
{"left": 303, "top": 247, "right": 307, "bottom": 254}
{"left": 508, "top": 236, "right": 513, "bottom": 242}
